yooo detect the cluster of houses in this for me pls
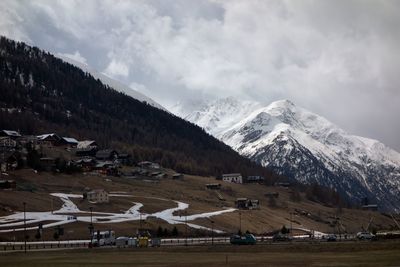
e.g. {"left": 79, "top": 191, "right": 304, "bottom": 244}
{"left": 0, "top": 129, "right": 136, "bottom": 174}
{"left": 0, "top": 130, "right": 159, "bottom": 174}
{"left": 204, "top": 181, "right": 260, "bottom": 209}
{"left": 0, "top": 129, "right": 187, "bottom": 196}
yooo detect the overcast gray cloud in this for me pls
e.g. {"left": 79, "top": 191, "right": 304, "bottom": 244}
{"left": 0, "top": 0, "right": 399, "bottom": 150}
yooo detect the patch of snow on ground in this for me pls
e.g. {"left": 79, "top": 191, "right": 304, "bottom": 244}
{"left": 0, "top": 193, "right": 236, "bottom": 233}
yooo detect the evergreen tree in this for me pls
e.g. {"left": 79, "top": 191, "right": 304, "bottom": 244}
{"left": 172, "top": 226, "right": 179, "bottom": 237}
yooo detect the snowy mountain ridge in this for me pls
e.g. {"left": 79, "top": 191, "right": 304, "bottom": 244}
{"left": 183, "top": 97, "right": 261, "bottom": 136}
{"left": 178, "top": 98, "right": 400, "bottom": 211}
{"left": 58, "top": 55, "right": 166, "bottom": 111}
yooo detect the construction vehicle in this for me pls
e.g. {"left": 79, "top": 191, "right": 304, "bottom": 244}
{"left": 138, "top": 236, "right": 149, "bottom": 247}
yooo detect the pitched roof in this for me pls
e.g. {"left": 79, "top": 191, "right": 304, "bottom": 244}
{"left": 62, "top": 137, "right": 78, "bottom": 144}
{"left": 77, "top": 140, "right": 97, "bottom": 149}
{"left": 1, "top": 130, "right": 21, "bottom": 137}
{"left": 37, "top": 133, "right": 61, "bottom": 140}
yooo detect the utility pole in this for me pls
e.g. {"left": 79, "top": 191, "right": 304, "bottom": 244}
{"left": 89, "top": 206, "right": 93, "bottom": 244}
{"left": 139, "top": 212, "right": 142, "bottom": 232}
{"left": 239, "top": 211, "right": 242, "bottom": 234}
{"left": 290, "top": 212, "right": 293, "bottom": 238}
{"left": 337, "top": 217, "right": 341, "bottom": 240}
{"left": 185, "top": 211, "right": 188, "bottom": 246}
{"left": 90, "top": 206, "right": 93, "bottom": 225}
{"left": 23, "top": 202, "right": 26, "bottom": 253}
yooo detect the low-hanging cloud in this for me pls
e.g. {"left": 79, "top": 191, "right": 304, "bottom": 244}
{"left": 0, "top": 0, "right": 399, "bottom": 150}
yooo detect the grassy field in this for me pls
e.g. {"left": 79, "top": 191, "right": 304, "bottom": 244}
{"left": 0, "top": 169, "right": 397, "bottom": 241}
{"left": 1, "top": 241, "right": 400, "bottom": 267}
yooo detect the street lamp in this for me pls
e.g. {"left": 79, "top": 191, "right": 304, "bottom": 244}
{"left": 89, "top": 207, "right": 93, "bottom": 244}
{"left": 23, "top": 202, "right": 26, "bottom": 253}
{"left": 290, "top": 212, "right": 293, "bottom": 238}
{"left": 185, "top": 211, "right": 188, "bottom": 246}
{"left": 139, "top": 212, "right": 142, "bottom": 232}
{"left": 179, "top": 210, "right": 188, "bottom": 246}
{"left": 211, "top": 220, "right": 214, "bottom": 245}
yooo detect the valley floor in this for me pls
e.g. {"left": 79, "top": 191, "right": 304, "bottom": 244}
{"left": 1, "top": 240, "right": 400, "bottom": 267}
{"left": 0, "top": 169, "right": 397, "bottom": 241}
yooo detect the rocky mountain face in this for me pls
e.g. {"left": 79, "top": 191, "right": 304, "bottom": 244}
{"left": 178, "top": 98, "right": 400, "bottom": 211}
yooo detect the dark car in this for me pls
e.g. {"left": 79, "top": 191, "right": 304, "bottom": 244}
{"left": 230, "top": 234, "right": 257, "bottom": 245}
{"left": 272, "top": 233, "right": 292, "bottom": 242}
{"left": 326, "top": 234, "right": 337, "bottom": 242}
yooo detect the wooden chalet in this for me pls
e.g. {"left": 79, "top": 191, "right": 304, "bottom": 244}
{"left": 246, "top": 175, "right": 265, "bottom": 183}
{"left": 235, "top": 198, "right": 260, "bottom": 210}
{"left": 37, "top": 133, "right": 62, "bottom": 146}
{"left": 206, "top": 183, "right": 222, "bottom": 190}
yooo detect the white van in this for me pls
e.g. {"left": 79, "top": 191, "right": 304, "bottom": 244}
{"left": 92, "top": 230, "right": 116, "bottom": 246}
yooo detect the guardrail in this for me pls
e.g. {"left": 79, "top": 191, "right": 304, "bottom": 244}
{"left": 0, "top": 235, "right": 360, "bottom": 251}
{"left": 0, "top": 240, "right": 90, "bottom": 251}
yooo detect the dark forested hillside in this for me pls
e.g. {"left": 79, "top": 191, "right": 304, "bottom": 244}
{"left": 0, "top": 36, "right": 280, "bottom": 180}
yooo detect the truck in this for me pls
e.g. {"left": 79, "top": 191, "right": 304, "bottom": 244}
{"left": 115, "top": 236, "right": 137, "bottom": 248}
{"left": 230, "top": 234, "right": 257, "bottom": 245}
{"left": 92, "top": 230, "right": 116, "bottom": 246}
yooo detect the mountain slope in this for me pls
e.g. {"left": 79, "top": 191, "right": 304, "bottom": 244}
{"left": 57, "top": 55, "right": 166, "bottom": 111}
{"left": 183, "top": 98, "right": 400, "bottom": 211}
{"left": 0, "top": 36, "right": 277, "bottom": 179}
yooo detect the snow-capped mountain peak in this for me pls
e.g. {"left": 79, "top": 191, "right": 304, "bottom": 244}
{"left": 182, "top": 97, "right": 400, "bottom": 211}
{"left": 180, "top": 96, "right": 261, "bottom": 136}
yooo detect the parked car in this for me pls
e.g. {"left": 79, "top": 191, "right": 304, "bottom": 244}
{"left": 230, "top": 234, "right": 257, "bottom": 245}
{"left": 326, "top": 234, "right": 337, "bottom": 242}
{"left": 356, "top": 232, "right": 375, "bottom": 240}
{"left": 272, "top": 233, "right": 292, "bottom": 242}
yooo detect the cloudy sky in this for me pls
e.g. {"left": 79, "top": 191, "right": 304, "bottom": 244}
{"left": 1, "top": 0, "right": 399, "bottom": 150}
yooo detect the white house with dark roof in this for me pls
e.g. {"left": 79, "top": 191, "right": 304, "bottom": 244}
{"left": 222, "top": 173, "right": 243, "bottom": 184}
{"left": 87, "top": 189, "right": 109, "bottom": 203}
